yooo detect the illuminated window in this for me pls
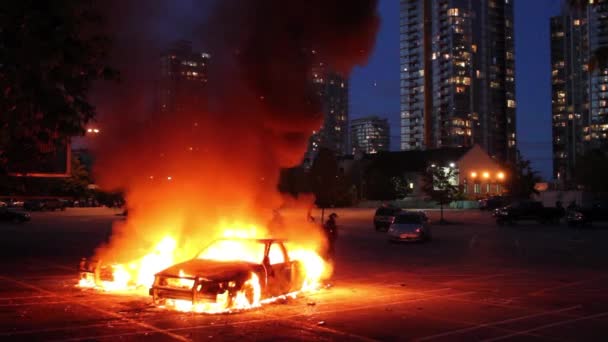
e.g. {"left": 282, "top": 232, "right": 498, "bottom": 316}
{"left": 474, "top": 183, "right": 481, "bottom": 194}
{"left": 507, "top": 100, "right": 516, "bottom": 108}
{"left": 448, "top": 8, "right": 459, "bottom": 16}
{"left": 268, "top": 243, "right": 285, "bottom": 264}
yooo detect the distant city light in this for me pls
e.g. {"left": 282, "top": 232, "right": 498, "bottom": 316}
{"left": 449, "top": 162, "right": 456, "bottom": 168}
{"left": 167, "top": 176, "right": 172, "bottom": 181}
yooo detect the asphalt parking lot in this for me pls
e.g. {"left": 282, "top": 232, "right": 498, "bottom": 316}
{"left": 1, "top": 208, "right": 607, "bottom": 341}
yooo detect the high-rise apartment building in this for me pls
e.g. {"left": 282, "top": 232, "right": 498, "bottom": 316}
{"left": 159, "top": 40, "right": 210, "bottom": 114}
{"left": 304, "top": 58, "right": 349, "bottom": 166}
{"left": 350, "top": 116, "right": 390, "bottom": 154}
{"left": 400, "top": 0, "right": 516, "bottom": 164}
{"left": 551, "top": 1, "right": 608, "bottom": 185}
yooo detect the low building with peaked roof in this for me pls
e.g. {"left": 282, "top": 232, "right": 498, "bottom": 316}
{"left": 350, "top": 144, "right": 507, "bottom": 200}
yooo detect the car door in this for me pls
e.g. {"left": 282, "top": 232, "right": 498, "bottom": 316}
{"left": 265, "top": 241, "right": 292, "bottom": 296}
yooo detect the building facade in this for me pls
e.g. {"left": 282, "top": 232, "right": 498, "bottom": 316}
{"left": 400, "top": 0, "right": 516, "bottom": 164}
{"left": 304, "top": 58, "right": 349, "bottom": 166}
{"left": 350, "top": 116, "right": 390, "bottom": 154}
{"left": 158, "top": 40, "right": 210, "bottom": 114}
{"left": 551, "top": 1, "right": 608, "bottom": 186}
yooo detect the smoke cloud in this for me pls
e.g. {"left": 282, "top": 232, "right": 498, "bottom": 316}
{"left": 90, "top": 0, "right": 379, "bottom": 262}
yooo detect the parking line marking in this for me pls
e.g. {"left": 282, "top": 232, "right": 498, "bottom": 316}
{"left": 416, "top": 305, "right": 582, "bottom": 341}
{"left": 54, "top": 290, "right": 477, "bottom": 341}
{"left": 482, "top": 311, "right": 608, "bottom": 342}
{"left": 0, "top": 275, "right": 189, "bottom": 342}
{"left": 527, "top": 278, "right": 600, "bottom": 296}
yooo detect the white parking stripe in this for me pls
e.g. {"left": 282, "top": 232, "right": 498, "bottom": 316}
{"left": 416, "top": 305, "right": 582, "bottom": 341}
{"left": 482, "top": 311, "right": 608, "bottom": 342}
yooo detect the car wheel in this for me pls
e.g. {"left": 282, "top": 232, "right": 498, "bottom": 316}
{"left": 240, "top": 282, "right": 256, "bottom": 306}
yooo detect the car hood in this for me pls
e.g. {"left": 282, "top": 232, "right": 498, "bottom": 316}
{"left": 391, "top": 223, "right": 422, "bottom": 232}
{"left": 157, "top": 259, "right": 257, "bottom": 281}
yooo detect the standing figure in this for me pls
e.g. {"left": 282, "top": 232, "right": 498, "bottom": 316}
{"left": 323, "top": 213, "right": 338, "bottom": 259}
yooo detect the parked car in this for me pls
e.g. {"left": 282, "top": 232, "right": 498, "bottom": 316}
{"left": 42, "top": 199, "right": 66, "bottom": 211}
{"left": 387, "top": 211, "right": 431, "bottom": 242}
{"left": 373, "top": 206, "right": 402, "bottom": 231}
{"left": 495, "top": 200, "right": 565, "bottom": 225}
{"left": 567, "top": 202, "right": 608, "bottom": 227}
{"left": 23, "top": 200, "right": 45, "bottom": 211}
{"left": 0, "top": 207, "right": 30, "bottom": 223}
{"left": 479, "top": 196, "right": 511, "bottom": 211}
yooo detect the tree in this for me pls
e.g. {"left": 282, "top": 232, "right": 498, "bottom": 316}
{"left": 506, "top": 153, "right": 542, "bottom": 199}
{"left": 61, "top": 156, "right": 91, "bottom": 197}
{"left": 574, "top": 149, "right": 608, "bottom": 193}
{"left": 310, "top": 148, "right": 339, "bottom": 222}
{"left": 0, "top": 1, "right": 117, "bottom": 172}
{"left": 422, "top": 165, "right": 461, "bottom": 224}
{"left": 364, "top": 168, "right": 410, "bottom": 202}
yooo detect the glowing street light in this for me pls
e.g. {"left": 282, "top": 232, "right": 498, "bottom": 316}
{"left": 482, "top": 171, "right": 490, "bottom": 179}
{"left": 497, "top": 172, "right": 505, "bottom": 180}
{"left": 449, "top": 162, "right": 455, "bottom": 168}
{"left": 470, "top": 171, "right": 477, "bottom": 178}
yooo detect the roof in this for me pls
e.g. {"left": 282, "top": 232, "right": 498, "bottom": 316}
{"left": 365, "top": 146, "right": 472, "bottom": 174}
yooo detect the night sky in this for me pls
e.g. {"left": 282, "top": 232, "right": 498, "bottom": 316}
{"left": 350, "top": 0, "right": 562, "bottom": 179}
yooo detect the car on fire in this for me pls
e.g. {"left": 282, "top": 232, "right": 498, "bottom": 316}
{"left": 149, "top": 238, "right": 305, "bottom": 309}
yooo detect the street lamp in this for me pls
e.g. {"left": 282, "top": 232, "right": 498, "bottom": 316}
{"left": 449, "top": 162, "right": 455, "bottom": 168}
{"left": 470, "top": 171, "right": 477, "bottom": 179}
{"left": 482, "top": 171, "right": 490, "bottom": 179}
{"left": 497, "top": 172, "right": 505, "bottom": 180}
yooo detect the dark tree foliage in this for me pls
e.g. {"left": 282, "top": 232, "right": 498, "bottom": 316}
{"left": 505, "top": 153, "right": 542, "bottom": 199}
{"left": 61, "top": 156, "right": 91, "bottom": 197}
{"left": 364, "top": 168, "right": 410, "bottom": 201}
{"left": 310, "top": 148, "right": 339, "bottom": 209}
{"left": 574, "top": 149, "right": 608, "bottom": 193}
{"left": 0, "top": 1, "right": 117, "bottom": 172}
{"left": 422, "top": 166, "right": 461, "bottom": 223}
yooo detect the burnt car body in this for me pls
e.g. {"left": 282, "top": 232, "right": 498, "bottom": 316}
{"left": 149, "top": 238, "right": 304, "bottom": 308}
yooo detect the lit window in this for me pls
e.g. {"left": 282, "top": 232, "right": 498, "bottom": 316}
{"left": 448, "top": 8, "right": 459, "bottom": 16}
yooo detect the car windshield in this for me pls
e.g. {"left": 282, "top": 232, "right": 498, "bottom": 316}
{"left": 394, "top": 214, "right": 423, "bottom": 224}
{"left": 197, "top": 239, "right": 266, "bottom": 264}
{"left": 376, "top": 208, "right": 400, "bottom": 216}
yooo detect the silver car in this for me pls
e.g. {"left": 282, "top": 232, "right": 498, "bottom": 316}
{"left": 387, "top": 212, "right": 431, "bottom": 242}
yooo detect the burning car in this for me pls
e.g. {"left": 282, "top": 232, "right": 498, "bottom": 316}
{"left": 149, "top": 238, "right": 307, "bottom": 312}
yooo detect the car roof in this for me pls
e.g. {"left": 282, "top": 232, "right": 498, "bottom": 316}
{"left": 214, "top": 237, "right": 286, "bottom": 244}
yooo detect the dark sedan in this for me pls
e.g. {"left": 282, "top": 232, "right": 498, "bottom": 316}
{"left": 0, "top": 207, "right": 30, "bottom": 223}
